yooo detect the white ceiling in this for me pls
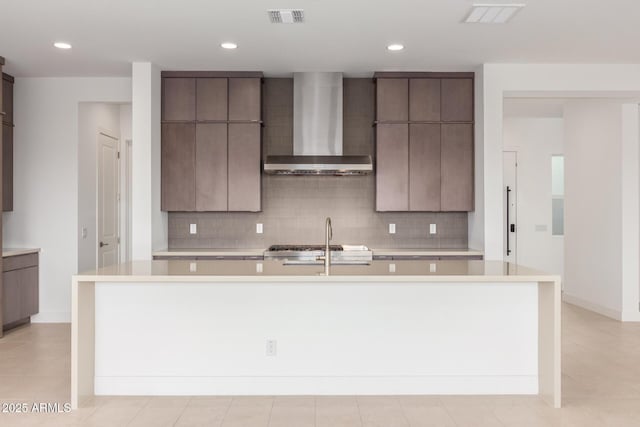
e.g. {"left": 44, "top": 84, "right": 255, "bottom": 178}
{"left": 1, "top": 0, "right": 640, "bottom": 77}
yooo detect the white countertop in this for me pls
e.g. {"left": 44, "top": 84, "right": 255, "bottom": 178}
{"left": 75, "top": 259, "right": 558, "bottom": 283}
{"left": 153, "top": 248, "right": 483, "bottom": 257}
{"left": 3, "top": 248, "right": 41, "bottom": 258}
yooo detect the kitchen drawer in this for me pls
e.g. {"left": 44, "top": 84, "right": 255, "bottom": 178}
{"left": 3, "top": 253, "right": 38, "bottom": 272}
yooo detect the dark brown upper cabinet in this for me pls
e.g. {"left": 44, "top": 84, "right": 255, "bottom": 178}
{"left": 409, "top": 124, "right": 441, "bottom": 211}
{"left": 2, "top": 73, "right": 13, "bottom": 212}
{"left": 376, "top": 78, "right": 408, "bottom": 122}
{"left": 195, "top": 124, "right": 228, "bottom": 211}
{"left": 441, "top": 123, "right": 474, "bottom": 211}
{"left": 228, "top": 123, "right": 261, "bottom": 212}
{"left": 3, "top": 124, "right": 12, "bottom": 212}
{"left": 161, "top": 72, "right": 263, "bottom": 212}
{"left": 229, "top": 78, "right": 261, "bottom": 121}
{"left": 409, "top": 79, "right": 440, "bottom": 122}
{"left": 161, "top": 123, "right": 196, "bottom": 211}
{"left": 196, "top": 78, "right": 228, "bottom": 121}
{"left": 375, "top": 72, "right": 474, "bottom": 212}
{"left": 162, "top": 78, "right": 196, "bottom": 121}
{"left": 441, "top": 78, "right": 473, "bottom": 122}
{"left": 2, "top": 74, "right": 13, "bottom": 125}
{"left": 376, "top": 124, "right": 409, "bottom": 211}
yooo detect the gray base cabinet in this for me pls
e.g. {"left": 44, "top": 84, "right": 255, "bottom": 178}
{"left": 2, "top": 254, "right": 39, "bottom": 330}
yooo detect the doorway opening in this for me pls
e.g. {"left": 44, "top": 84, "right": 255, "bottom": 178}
{"left": 77, "top": 103, "right": 132, "bottom": 272}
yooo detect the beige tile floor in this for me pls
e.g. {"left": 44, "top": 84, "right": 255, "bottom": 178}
{"left": 1, "top": 303, "right": 640, "bottom": 426}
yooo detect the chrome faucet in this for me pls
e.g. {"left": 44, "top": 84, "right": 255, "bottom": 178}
{"left": 317, "top": 217, "right": 332, "bottom": 275}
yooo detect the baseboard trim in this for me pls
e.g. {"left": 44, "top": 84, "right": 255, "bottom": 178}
{"left": 95, "top": 375, "right": 538, "bottom": 396}
{"left": 562, "top": 294, "right": 622, "bottom": 320}
{"left": 31, "top": 312, "right": 71, "bottom": 323}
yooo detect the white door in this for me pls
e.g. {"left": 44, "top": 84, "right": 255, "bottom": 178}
{"left": 98, "top": 132, "right": 120, "bottom": 268}
{"left": 503, "top": 151, "right": 518, "bottom": 263}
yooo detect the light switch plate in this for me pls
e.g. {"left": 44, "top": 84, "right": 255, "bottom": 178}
{"left": 430, "top": 224, "right": 437, "bottom": 234}
{"left": 81, "top": 227, "right": 88, "bottom": 239}
{"left": 256, "top": 223, "right": 263, "bottom": 234}
{"left": 389, "top": 224, "right": 396, "bottom": 234}
{"left": 189, "top": 262, "right": 197, "bottom": 273}
{"left": 430, "top": 263, "right": 437, "bottom": 273}
{"left": 190, "top": 224, "right": 197, "bottom": 235}
{"left": 256, "top": 263, "right": 263, "bottom": 273}
{"left": 389, "top": 263, "right": 396, "bottom": 273}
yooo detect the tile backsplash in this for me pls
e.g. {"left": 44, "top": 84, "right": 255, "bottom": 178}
{"left": 169, "top": 175, "right": 468, "bottom": 249}
{"left": 168, "top": 78, "right": 468, "bottom": 249}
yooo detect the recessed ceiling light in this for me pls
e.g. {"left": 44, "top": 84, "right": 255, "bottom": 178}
{"left": 54, "top": 42, "right": 72, "bottom": 49}
{"left": 387, "top": 44, "right": 404, "bottom": 51}
{"left": 221, "top": 42, "right": 238, "bottom": 50}
{"left": 465, "top": 3, "right": 525, "bottom": 24}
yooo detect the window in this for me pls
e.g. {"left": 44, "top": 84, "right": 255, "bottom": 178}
{"left": 551, "top": 155, "right": 564, "bottom": 236}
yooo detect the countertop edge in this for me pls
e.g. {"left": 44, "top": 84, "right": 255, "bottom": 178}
{"left": 3, "top": 248, "right": 41, "bottom": 258}
{"left": 153, "top": 248, "right": 484, "bottom": 257}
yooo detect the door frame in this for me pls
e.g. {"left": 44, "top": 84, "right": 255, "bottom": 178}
{"left": 96, "top": 129, "right": 121, "bottom": 268}
{"left": 503, "top": 148, "right": 519, "bottom": 264}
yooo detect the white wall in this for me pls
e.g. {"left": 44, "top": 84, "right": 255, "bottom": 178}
{"left": 563, "top": 100, "right": 625, "bottom": 317}
{"left": 503, "top": 117, "right": 564, "bottom": 276}
{"left": 3, "top": 78, "right": 131, "bottom": 322}
{"left": 119, "top": 104, "right": 132, "bottom": 262}
{"left": 131, "top": 63, "right": 165, "bottom": 260}
{"left": 477, "top": 64, "right": 640, "bottom": 261}
{"left": 77, "top": 103, "right": 121, "bottom": 273}
{"left": 478, "top": 64, "right": 640, "bottom": 321}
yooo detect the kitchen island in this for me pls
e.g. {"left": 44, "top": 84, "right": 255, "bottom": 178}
{"left": 71, "top": 260, "right": 561, "bottom": 409}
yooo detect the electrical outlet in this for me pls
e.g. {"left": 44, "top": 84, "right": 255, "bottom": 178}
{"left": 429, "top": 224, "right": 437, "bottom": 234}
{"left": 190, "top": 224, "right": 197, "bottom": 234}
{"left": 81, "top": 227, "right": 88, "bottom": 239}
{"left": 189, "top": 262, "right": 197, "bottom": 273}
{"left": 266, "top": 339, "right": 277, "bottom": 356}
{"left": 389, "top": 223, "right": 396, "bottom": 234}
{"left": 389, "top": 263, "right": 396, "bottom": 273}
{"left": 256, "top": 223, "right": 263, "bottom": 234}
{"left": 430, "top": 263, "right": 437, "bottom": 273}
{"left": 256, "top": 262, "right": 263, "bottom": 273}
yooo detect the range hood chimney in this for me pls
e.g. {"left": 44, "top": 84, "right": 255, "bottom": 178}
{"left": 264, "top": 72, "right": 373, "bottom": 175}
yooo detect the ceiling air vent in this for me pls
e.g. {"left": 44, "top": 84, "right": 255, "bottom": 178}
{"left": 268, "top": 9, "right": 304, "bottom": 24}
{"left": 464, "top": 3, "right": 525, "bottom": 24}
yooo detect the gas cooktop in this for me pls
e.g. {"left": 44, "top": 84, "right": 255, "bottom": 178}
{"left": 267, "top": 245, "right": 344, "bottom": 252}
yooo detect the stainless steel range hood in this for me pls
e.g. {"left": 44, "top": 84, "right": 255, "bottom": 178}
{"left": 264, "top": 72, "right": 373, "bottom": 175}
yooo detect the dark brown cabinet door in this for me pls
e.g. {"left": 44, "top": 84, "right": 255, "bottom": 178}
{"left": 20, "top": 266, "right": 38, "bottom": 318}
{"left": 376, "top": 78, "right": 408, "bottom": 122}
{"left": 228, "top": 78, "right": 261, "bottom": 121}
{"left": 409, "top": 79, "right": 440, "bottom": 122}
{"left": 441, "top": 78, "right": 473, "bottom": 122}
{"left": 441, "top": 124, "right": 474, "bottom": 211}
{"left": 376, "top": 124, "right": 409, "bottom": 211}
{"left": 409, "top": 124, "right": 441, "bottom": 211}
{"left": 2, "top": 124, "right": 12, "bottom": 212}
{"left": 196, "top": 78, "right": 228, "bottom": 121}
{"left": 2, "top": 75, "right": 13, "bottom": 125}
{"left": 196, "top": 124, "right": 228, "bottom": 211}
{"left": 163, "top": 78, "right": 196, "bottom": 121}
{"left": 228, "top": 123, "right": 261, "bottom": 211}
{"left": 2, "top": 270, "right": 20, "bottom": 325}
{"left": 161, "top": 123, "right": 196, "bottom": 211}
